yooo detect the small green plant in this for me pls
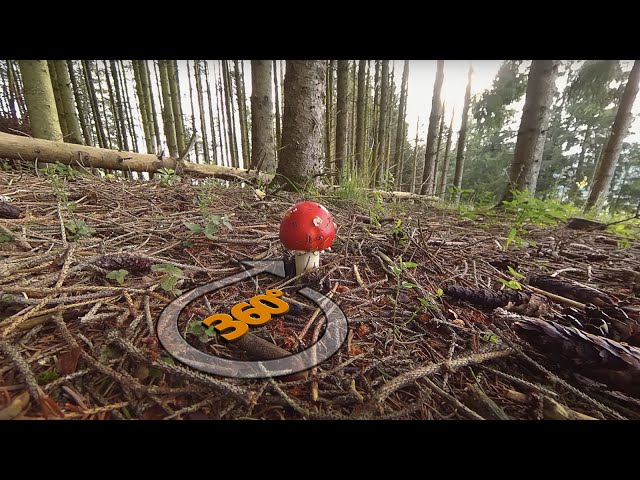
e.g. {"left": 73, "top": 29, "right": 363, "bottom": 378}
{"left": 36, "top": 369, "right": 60, "bottom": 385}
{"left": 0, "top": 234, "right": 12, "bottom": 243}
{"left": 501, "top": 189, "right": 579, "bottom": 248}
{"left": 64, "top": 218, "right": 96, "bottom": 240}
{"left": 158, "top": 167, "right": 180, "bottom": 186}
{"left": 498, "top": 265, "right": 525, "bottom": 290}
{"left": 481, "top": 332, "right": 501, "bottom": 344}
{"left": 184, "top": 214, "right": 233, "bottom": 240}
{"left": 106, "top": 269, "right": 129, "bottom": 285}
{"left": 42, "top": 161, "right": 78, "bottom": 180}
{"left": 187, "top": 317, "right": 217, "bottom": 342}
{"left": 151, "top": 264, "right": 187, "bottom": 296}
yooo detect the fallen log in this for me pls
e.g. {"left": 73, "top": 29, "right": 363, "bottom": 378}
{"left": 0, "top": 131, "right": 274, "bottom": 184}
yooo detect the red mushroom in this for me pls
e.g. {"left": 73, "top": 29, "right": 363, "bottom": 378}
{"left": 279, "top": 201, "right": 337, "bottom": 275}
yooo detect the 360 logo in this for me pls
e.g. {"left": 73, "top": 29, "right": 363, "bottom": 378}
{"left": 202, "top": 289, "right": 289, "bottom": 341}
{"left": 156, "top": 260, "right": 348, "bottom": 379}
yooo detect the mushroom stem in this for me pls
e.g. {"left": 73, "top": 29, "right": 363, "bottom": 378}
{"left": 294, "top": 251, "right": 320, "bottom": 275}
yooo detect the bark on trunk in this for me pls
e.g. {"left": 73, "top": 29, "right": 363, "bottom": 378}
{"left": 276, "top": 61, "right": 326, "bottom": 189}
{"left": 132, "top": 60, "right": 154, "bottom": 153}
{"left": 501, "top": 60, "right": 559, "bottom": 203}
{"left": 234, "top": 60, "right": 250, "bottom": 169}
{"left": 394, "top": 60, "right": 409, "bottom": 190}
{"left": 250, "top": 60, "right": 276, "bottom": 173}
{"left": 585, "top": 60, "right": 640, "bottom": 211}
{"left": 335, "top": 60, "right": 349, "bottom": 183}
{"left": 420, "top": 60, "right": 444, "bottom": 195}
{"left": 168, "top": 60, "right": 186, "bottom": 155}
{"left": 203, "top": 61, "right": 218, "bottom": 165}
{"left": 355, "top": 60, "right": 367, "bottom": 177}
{"left": 437, "top": 110, "right": 454, "bottom": 198}
{"left": 53, "top": 61, "right": 83, "bottom": 144}
{"left": 453, "top": 65, "right": 473, "bottom": 202}
{"left": 0, "top": 131, "right": 272, "bottom": 183}
{"left": 194, "top": 60, "right": 211, "bottom": 164}
{"left": 158, "top": 60, "right": 178, "bottom": 157}
{"left": 374, "top": 60, "right": 389, "bottom": 186}
{"left": 17, "top": 60, "right": 63, "bottom": 141}
{"left": 273, "top": 60, "right": 282, "bottom": 164}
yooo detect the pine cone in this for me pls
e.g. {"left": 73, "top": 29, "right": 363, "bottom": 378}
{"left": 93, "top": 254, "right": 152, "bottom": 274}
{"left": 529, "top": 275, "right": 614, "bottom": 306}
{"left": 514, "top": 317, "right": 640, "bottom": 396}
{"left": 444, "top": 285, "right": 530, "bottom": 309}
{"left": 0, "top": 202, "right": 21, "bottom": 219}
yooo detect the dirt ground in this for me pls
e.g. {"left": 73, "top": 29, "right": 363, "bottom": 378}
{"left": 1, "top": 169, "right": 639, "bottom": 420}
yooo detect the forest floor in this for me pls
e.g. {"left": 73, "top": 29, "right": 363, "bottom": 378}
{"left": 1, "top": 168, "right": 640, "bottom": 420}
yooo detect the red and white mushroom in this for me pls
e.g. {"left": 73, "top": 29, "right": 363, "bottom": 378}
{"left": 279, "top": 201, "right": 337, "bottom": 275}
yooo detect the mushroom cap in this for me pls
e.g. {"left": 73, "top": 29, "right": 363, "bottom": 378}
{"left": 279, "top": 201, "right": 337, "bottom": 252}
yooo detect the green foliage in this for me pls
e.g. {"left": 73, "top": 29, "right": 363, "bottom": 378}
{"left": 500, "top": 189, "right": 579, "bottom": 248}
{"left": 481, "top": 332, "right": 501, "bottom": 344}
{"left": 151, "top": 264, "right": 186, "bottom": 296}
{"left": 0, "top": 234, "right": 12, "bottom": 243}
{"left": 183, "top": 214, "right": 232, "bottom": 240}
{"left": 106, "top": 269, "right": 129, "bottom": 285}
{"left": 36, "top": 369, "right": 60, "bottom": 385}
{"left": 498, "top": 278, "right": 522, "bottom": 290}
{"left": 188, "top": 317, "right": 217, "bottom": 342}
{"left": 158, "top": 167, "right": 180, "bottom": 186}
{"left": 64, "top": 218, "right": 96, "bottom": 240}
{"left": 42, "top": 162, "right": 78, "bottom": 180}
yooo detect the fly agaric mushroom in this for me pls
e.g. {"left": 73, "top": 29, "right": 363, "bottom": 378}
{"left": 279, "top": 201, "right": 337, "bottom": 275}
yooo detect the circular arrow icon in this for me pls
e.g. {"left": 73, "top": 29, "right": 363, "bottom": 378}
{"left": 156, "top": 260, "right": 349, "bottom": 379}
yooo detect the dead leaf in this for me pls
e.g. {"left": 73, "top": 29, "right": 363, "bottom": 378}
{"left": 55, "top": 347, "right": 81, "bottom": 375}
{"left": 142, "top": 405, "right": 167, "bottom": 420}
{"left": 0, "top": 391, "right": 30, "bottom": 420}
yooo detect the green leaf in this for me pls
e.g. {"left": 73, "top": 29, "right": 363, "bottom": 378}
{"left": 402, "top": 261, "right": 418, "bottom": 269}
{"left": 189, "top": 321, "right": 206, "bottom": 335}
{"left": 183, "top": 221, "right": 203, "bottom": 233}
{"left": 498, "top": 278, "right": 522, "bottom": 290}
{"left": 507, "top": 266, "right": 525, "bottom": 279}
{"left": 506, "top": 227, "right": 518, "bottom": 248}
{"left": 204, "top": 325, "right": 217, "bottom": 337}
{"left": 160, "top": 275, "right": 179, "bottom": 292}
{"left": 436, "top": 288, "right": 444, "bottom": 297}
{"left": 106, "top": 269, "right": 129, "bottom": 285}
{"left": 0, "top": 234, "right": 12, "bottom": 243}
{"left": 182, "top": 240, "right": 193, "bottom": 248}
{"left": 402, "top": 281, "right": 417, "bottom": 289}
{"left": 390, "top": 265, "right": 402, "bottom": 276}
{"left": 222, "top": 217, "right": 233, "bottom": 230}
{"left": 204, "top": 221, "right": 220, "bottom": 240}
{"left": 418, "top": 297, "right": 432, "bottom": 308}
{"left": 151, "top": 264, "right": 185, "bottom": 278}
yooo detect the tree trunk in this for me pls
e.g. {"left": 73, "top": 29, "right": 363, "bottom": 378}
{"left": 0, "top": 131, "right": 273, "bottom": 183}
{"left": 250, "top": 60, "right": 276, "bottom": 173}
{"left": 585, "top": 60, "right": 640, "bottom": 211}
{"left": 213, "top": 63, "right": 226, "bottom": 166}
{"left": 500, "top": 60, "right": 559, "bottom": 203}
{"left": 158, "top": 60, "right": 178, "bottom": 157}
{"left": 168, "top": 60, "right": 186, "bottom": 155}
{"left": 118, "top": 61, "right": 138, "bottom": 153}
{"left": 132, "top": 60, "right": 154, "bottom": 153}
{"left": 394, "top": 60, "right": 410, "bottom": 190}
{"left": 568, "top": 124, "right": 592, "bottom": 201}
{"left": 276, "top": 61, "right": 326, "bottom": 189}
{"left": 216, "top": 63, "right": 230, "bottom": 167}
{"left": 371, "top": 60, "right": 381, "bottom": 183}
{"left": 385, "top": 65, "right": 395, "bottom": 177}
{"left": 6, "top": 61, "right": 18, "bottom": 119}
{"left": 349, "top": 61, "right": 357, "bottom": 177}
{"left": 203, "top": 61, "right": 218, "bottom": 165}
{"left": 103, "top": 60, "right": 124, "bottom": 150}
{"left": 186, "top": 60, "right": 200, "bottom": 162}
{"left": 222, "top": 60, "right": 238, "bottom": 168}
{"left": 273, "top": 60, "right": 282, "bottom": 164}
{"left": 193, "top": 61, "right": 211, "bottom": 164}
{"left": 18, "top": 61, "right": 62, "bottom": 141}
{"left": 437, "top": 110, "right": 455, "bottom": 198}
{"left": 335, "top": 60, "right": 349, "bottom": 183}
{"left": 94, "top": 61, "right": 113, "bottom": 149}
{"left": 145, "top": 61, "right": 162, "bottom": 151}
{"left": 354, "top": 60, "right": 367, "bottom": 178}
{"left": 432, "top": 101, "right": 445, "bottom": 190}
{"left": 234, "top": 60, "right": 250, "bottom": 169}
{"left": 453, "top": 65, "right": 473, "bottom": 202}
{"left": 47, "top": 61, "right": 69, "bottom": 139}
{"left": 324, "top": 60, "right": 334, "bottom": 180}
{"left": 52, "top": 61, "right": 83, "bottom": 145}
{"left": 374, "top": 60, "right": 389, "bottom": 187}
{"left": 420, "top": 60, "right": 445, "bottom": 195}
{"left": 410, "top": 117, "right": 420, "bottom": 194}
